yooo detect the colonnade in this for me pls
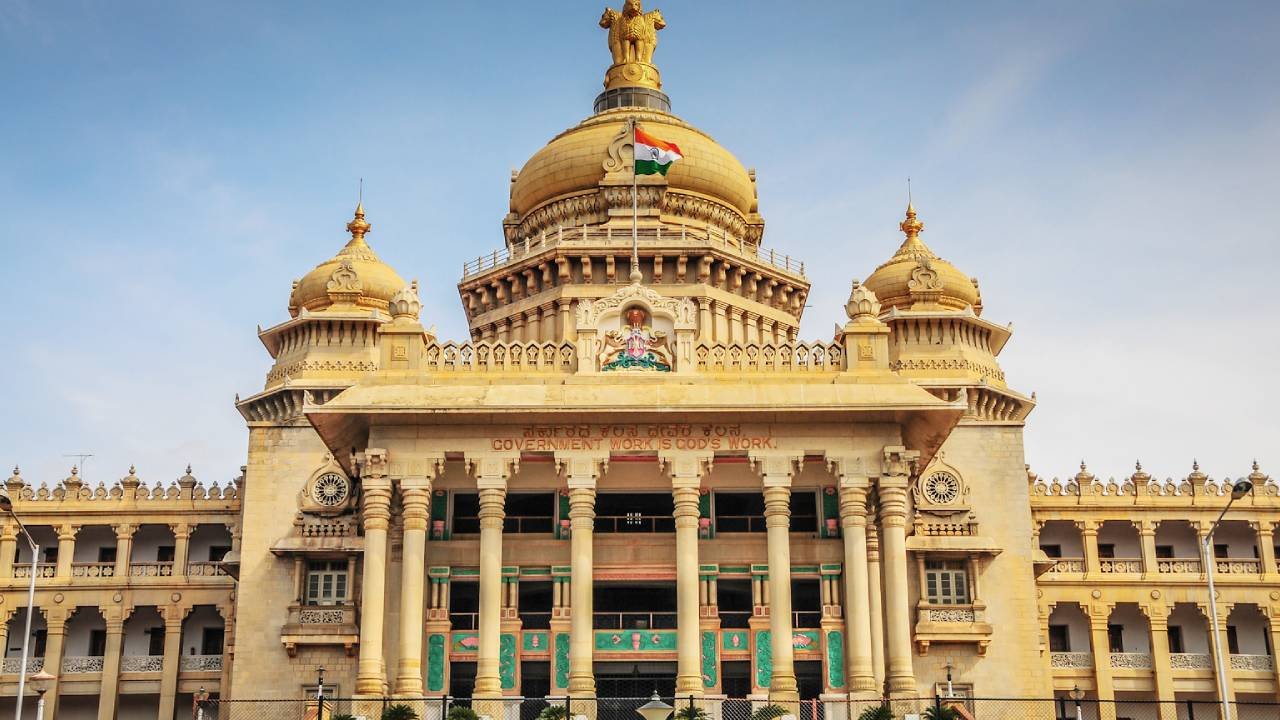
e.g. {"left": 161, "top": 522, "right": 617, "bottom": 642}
{"left": 353, "top": 446, "right": 922, "bottom": 701}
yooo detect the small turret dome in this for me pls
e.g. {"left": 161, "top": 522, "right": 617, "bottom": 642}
{"left": 863, "top": 203, "right": 980, "bottom": 313}
{"left": 288, "top": 204, "right": 406, "bottom": 317}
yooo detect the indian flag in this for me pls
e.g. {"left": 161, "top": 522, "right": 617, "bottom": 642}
{"left": 634, "top": 127, "right": 683, "bottom": 176}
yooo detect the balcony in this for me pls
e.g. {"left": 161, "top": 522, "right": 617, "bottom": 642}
{"left": 1097, "top": 558, "right": 1143, "bottom": 574}
{"left": 13, "top": 563, "right": 55, "bottom": 579}
{"left": 913, "top": 604, "right": 993, "bottom": 655}
{"left": 129, "top": 561, "right": 175, "bottom": 577}
{"left": 71, "top": 562, "right": 116, "bottom": 578}
{"left": 179, "top": 654, "right": 223, "bottom": 672}
{"left": 61, "top": 655, "right": 106, "bottom": 674}
{"left": 1214, "top": 558, "right": 1261, "bottom": 575}
{"left": 1043, "top": 558, "right": 1085, "bottom": 574}
{"left": 1170, "top": 653, "right": 1212, "bottom": 670}
{"left": 121, "top": 655, "right": 164, "bottom": 673}
{"left": 1109, "top": 652, "right": 1153, "bottom": 670}
{"left": 1049, "top": 652, "right": 1093, "bottom": 669}
{"left": 1156, "top": 558, "right": 1202, "bottom": 574}
{"left": 1230, "top": 654, "right": 1275, "bottom": 671}
{"left": 187, "top": 561, "right": 229, "bottom": 577}
{"left": 280, "top": 604, "right": 359, "bottom": 657}
{"left": 0, "top": 657, "right": 43, "bottom": 674}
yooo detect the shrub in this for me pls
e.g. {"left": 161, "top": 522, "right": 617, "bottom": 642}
{"left": 537, "top": 705, "right": 568, "bottom": 720}
{"left": 330, "top": 715, "right": 357, "bottom": 720}
{"left": 674, "top": 706, "right": 708, "bottom": 720}
{"left": 922, "top": 707, "right": 961, "bottom": 720}
{"left": 856, "top": 707, "right": 894, "bottom": 720}
{"left": 750, "top": 704, "right": 789, "bottom": 720}
{"left": 445, "top": 706, "right": 478, "bottom": 720}
{"left": 383, "top": 704, "right": 420, "bottom": 720}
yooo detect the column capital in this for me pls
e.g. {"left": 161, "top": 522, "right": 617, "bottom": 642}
{"left": 113, "top": 523, "right": 136, "bottom": 539}
{"left": 169, "top": 522, "right": 191, "bottom": 538}
{"left": 1143, "top": 601, "right": 1171, "bottom": 627}
{"left": 467, "top": 452, "right": 520, "bottom": 489}
{"left": 362, "top": 484, "right": 394, "bottom": 530}
{"left": 390, "top": 451, "right": 445, "bottom": 484}
{"left": 827, "top": 454, "right": 872, "bottom": 486}
{"left": 361, "top": 447, "right": 390, "bottom": 483}
{"left": 881, "top": 446, "right": 919, "bottom": 479}
{"left": 660, "top": 451, "right": 713, "bottom": 488}
{"left": 555, "top": 452, "right": 609, "bottom": 488}
{"left": 750, "top": 451, "right": 803, "bottom": 486}
{"left": 57, "top": 524, "right": 79, "bottom": 541}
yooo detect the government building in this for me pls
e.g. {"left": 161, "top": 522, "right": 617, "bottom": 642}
{"left": 1, "top": 5, "right": 1277, "bottom": 720}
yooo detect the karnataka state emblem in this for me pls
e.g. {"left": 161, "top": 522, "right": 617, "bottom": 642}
{"left": 601, "top": 307, "right": 672, "bottom": 371}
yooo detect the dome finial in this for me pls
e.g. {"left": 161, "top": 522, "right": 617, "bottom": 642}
{"left": 900, "top": 200, "right": 924, "bottom": 242}
{"left": 346, "top": 182, "right": 370, "bottom": 246}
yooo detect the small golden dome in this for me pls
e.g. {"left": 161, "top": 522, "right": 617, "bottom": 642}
{"left": 288, "top": 204, "right": 406, "bottom": 317}
{"left": 863, "top": 203, "right": 980, "bottom": 313}
{"left": 510, "top": 107, "right": 757, "bottom": 221}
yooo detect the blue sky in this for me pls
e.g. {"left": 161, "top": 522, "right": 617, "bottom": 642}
{"left": 1, "top": 1, "right": 1277, "bottom": 489}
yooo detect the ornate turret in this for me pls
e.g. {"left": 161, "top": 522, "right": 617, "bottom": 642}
{"left": 863, "top": 203, "right": 981, "bottom": 313}
{"left": 287, "top": 204, "right": 406, "bottom": 317}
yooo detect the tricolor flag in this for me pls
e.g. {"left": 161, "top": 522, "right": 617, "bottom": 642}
{"left": 634, "top": 127, "right": 683, "bottom": 176}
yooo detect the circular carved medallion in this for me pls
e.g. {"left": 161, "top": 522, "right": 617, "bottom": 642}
{"left": 922, "top": 472, "right": 961, "bottom": 505}
{"left": 312, "top": 472, "right": 350, "bottom": 507}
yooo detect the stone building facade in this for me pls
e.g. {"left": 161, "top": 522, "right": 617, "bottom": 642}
{"left": 1, "top": 5, "right": 1276, "bottom": 719}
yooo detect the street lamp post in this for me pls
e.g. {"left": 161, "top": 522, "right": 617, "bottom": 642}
{"left": 943, "top": 658, "right": 954, "bottom": 699}
{"left": 0, "top": 487, "right": 40, "bottom": 720}
{"left": 1068, "top": 685, "right": 1085, "bottom": 720}
{"left": 29, "top": 671, "right": 54, "bottom": 720}
{"left": 1203, "top": 477, "right": 1254, "bottom": 720}
{"left": 193, "top": 686, "right": 210, "bottom": 720}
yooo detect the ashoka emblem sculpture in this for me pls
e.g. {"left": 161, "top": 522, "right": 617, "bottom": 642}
{"left": 923, "top": 472, "right": 961, "bottom": 505}
{"left": 312, "top": 472, "right": 350, "bottom": 507}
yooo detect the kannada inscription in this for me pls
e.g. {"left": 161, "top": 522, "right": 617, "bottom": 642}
{"left": 489, "top": 424, "right": 777, "bottom": 452}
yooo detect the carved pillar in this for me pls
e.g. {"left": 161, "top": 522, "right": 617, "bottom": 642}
{"left": 396, "top": 460, "right": 441, "bottom": 697}
{"left": 113, "top": 523, "right": 135, "bottom": 578}
{"left": 1144, "top": 604, "right": 1178, "bottom": 720}
{"left": 1266, "top": 610, "right": 1280, "bottom": 702}
{"left": 831, "top": 457, "right": 876, "bottom": 697}
{"left": 728, "top": 307, "right": 744, "bottom": 344}
{"left": 97, "top": 608, "right": 126, "bottom": 720}
{"left": 1081, "top": 521, "right": 1101, "bottom": 577}
{"left": 540, "top": 304, "right": 556, "bottom": 343}
{"left": 55, "top": 524, "right": 76, "bottom": 578}
{"left": 42, "top": 608, "right": 68, "bottom": 720}
{"left": 1257, "top": 521, "right": 1276, "bottom": 581}
{"left": 744, "top": 312, "right": 760, "bottom": 346}
{"left": 752, "top": 452, "right": 801, "bottom": 702}
{"left": 0, "top": 523, "right": 15, "bottom": 578}
{"left": 558, "top": 453, "right": 605, "bottom": 698}
{"left": 156, "top": 606, "right": 186, "bottom": 720}
{"left": 1139, "top": 520, "right": 1158, "bottom": 578}
{"left": 879, "top": 447, "right": 918, "bottom": 697}
{"left": 697, "top": 298, "right": 712, "bottom": 342}
{"left": 558, "top": 299, "right": 576, "bottom": 342}
{"left": 472, "top": 454, "right": 517, "bottom": 699}
{"left": 666, "top": 453, "right": 712, "bottom": 697}
{"left": 713, "top": 301, "right": 728, "bottom": 343}
{"left": 172, "top": 522, "right": 191, "bottom": 577}
{"left": 1086, "top": 603, "right": 1118, "bottom": 720}
{"left": 356, "top": 449, "right": 393, "bottom": 696}
{"left": 867, "top": 520, "right": 885, "bottom": 693}
{"left": 526, "top": 310, "right": 541, "bottom": 345}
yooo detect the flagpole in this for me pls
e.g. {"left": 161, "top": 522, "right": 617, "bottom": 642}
{"left": 630, "top": 116, "right": 641, "bottom": 283}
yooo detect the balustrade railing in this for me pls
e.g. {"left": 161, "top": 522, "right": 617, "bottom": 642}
{"left": 1215, "top": 558, "right": 1261, "bottom": 575}
{"left": 594, "top": 514, "right": 675, "bottom": 533}
{"left": 695, "top": 342, "right": 842, "bottom": 373}
{"left": 792, "top": 610, "right": 824, "bottom": 628}
{"left": 121, "top": 655, "right": 165, "bottom": 672}
{"left": 1230, "top": 654, "right": 1275, "bottom": 671}
{"left": 1157, "top": 558, "right": 1202, "bottom": 574}
{"left": 450, "top": 612, "right": 479, "bottom": 630}
{"left": 129, "top": 561, "right": 175, "bottom": 577}
{"left": 1049, "top": 652, "right": 1093, "bottom": 669}
{"left": 61, "top": 655, "right": 106, "bottom": 673}
{"left": 188, "top": 561, "right": 228, "bottom": 577}
{"left": 1, "top": 657, "right": 43, "bottom": 674}
{"left": 13, "top": 563, "right": 55, "bottom": 579}
{"left": 1109, "top": 652, "right": 1153, "bottom": 670}
{"left": 291, "top": 604, "right": 356, "bottom": 626}
{"left": 71, "top": 561, "right": 116, "bottom": 577}
{"left": 1170, "top": 653, "right": 1213, "bottom": 670}
{"left": 593, "top": 611, "right": 677, "bottom": 630}
{"left": 1044, "top": 558, "right": 1085, "bottom": 574}
{"left": 179, "top": 654, "right": 223, "bottom": 672}
{"left": 1098, "top": 558, "right": 1144, "bottom": 574}
{"left": 424, "top": 341, "right": 576, "bottom": 374}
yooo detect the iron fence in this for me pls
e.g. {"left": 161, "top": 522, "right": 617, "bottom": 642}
{"left": 194, "top": 695, "right": 1280, "bottom": 720}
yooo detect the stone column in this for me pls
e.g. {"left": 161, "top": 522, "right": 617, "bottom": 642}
{"left": 113, "top": 523, "right": 135, "bottom": 578}
{"left": 396, "top": 462, "right": 440, "bottom": 696}
{"left": 558, "top": 299, "right": 575, "bottom": 341}
{"left": 1081, "top": 521, "right": 1101, "bottom": 577}
{"left": 540, "top": 304, "right": 556, "bottom": 343}
{"left": 472, "top": 454, "right": 517, "bottom": 699}
{"left": 356, "top": 449, "right": 393, "bottom": 696}
{"left": 54, "top": 525, "right": 76, "bottom": 578}
{"left": 1144, "top": 603, "right": 1178, "bottom": 720}
{"left": 831, "top": 457, "right": 876, "bottom": 697}
{"left": 666, "top": 452, "right": 711, "bottom": 697}
{"left": 559, "top": 453, "right": 606, "bottom": 698}
{"left": 97, "top": 608, "right": 126, "bottom": 720}
{"left": 752, "top": 452, "right": 801, "bottom": 702}
{"left": 697, "top": 298, "right": 712, "bottom": 342}
{"left": 867, "top": 521, "right": 885, "bottom": 693}
{"left": 1139, "top": 520, "right": 1159, "bottom": 578}
{"left": 43, "top": 608, "right": 68, "bottom": 720}
{"left": 1266, "top": 611, "right": 1280, "bottom": 702}
{"left": 157, "top": 605, "right": 186, "bottom": 720}
{"left": 1086, "top": 603, "right": 1118, "bottom": 720}
{"left": 0, "top": 523, "right": 16, "bottom": 577}
{"left": 879, "top": 447, "right": 918, "bottom": 696}
{"left": 171, "top": 523, "right": 191, "bottom": 577}
{"left": 1256, "top": 521, "right": 1276, "bottom": 581}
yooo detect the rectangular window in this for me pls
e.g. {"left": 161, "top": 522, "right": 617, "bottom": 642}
{"left": 924, "top": 560, "right": 969, "bottom": 605}
{"left": 1048, "top": 625, "right": 1071, "bottom": 652}
{"left": 97, "top": 547, "right": 117, "bottom": 564}
{"left": 305, "top": 561, "right": 349, "bottom": 606}
{"left": 157, "top": 546, "right": 176, "bottom": 562}
{"left": 789, "top": 491, "right": 818, "bottom": 533}
{"left": 33, "top": 630, "right": 47, "bottom": 658}
{"left": 201, "top": 627, "right": 225, "bottom": 656}
{"left": 208, "top": 546, "right": 231, "bottom": 562}
{"left": 503, "top": 493, "right": 555, "bottom": 534}
{"left": 1097, "top": 544, "right": 1115, "bottom": 559}
{"left": 1168, "top": 626, "right": 1184, "bottom": 654}
{"left": 1040, "top": 544, "right": 1062, "bottom": 559}
{"left": 147, "top": 627, "right": 164, "bottom": 656}
{"left": 1155, "top": 545, "right": 1174, "bottom": 559}
{"left": 88, "top": 629, "right": 107, "bottom": 657}
{"left": 42, "top": 547, "right": 58, "bottom": 564}
{"left": 1227, "top": 626, "right": 1239, "bottom": 655}
{"left": 452, "top": 492, "right": 480, "bottom": 534}
{"left": 1214, "top": 544, "right": 1229, "bottom": 559}
{"left": 595, "top": 493, "right": 674, "bottom": 533}
{"left": 713, "top": 492, "right": 765, "bottom": 533}
{"left": 1107, "top": 624, "right": 1124, "bottom": 653}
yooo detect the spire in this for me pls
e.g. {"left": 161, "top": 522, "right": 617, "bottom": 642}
{"left": 345, "top": 202, "right": 371, "bottom": 247}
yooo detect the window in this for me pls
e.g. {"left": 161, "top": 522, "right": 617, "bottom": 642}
{"left": 1156, "top": 545, "right": 1174, "bottom": 559}
{"left": 305, "top": 561, "right": 349, "bottom": 606}
{"left": 1227, "top": 626, "right": 1239, "bottom": 655}
{"left": 595, "top": 493, "right": 674, "bottom": 533}
{"left": 1168, "top": 626, "right": 1184, "bottom": 654}
{"left": 147, "top": 627, "right": 164, "bottom": 656}
{"left": 1040, "top": 544, "right": 1062, "bottom": 559}
{"left": 1097, "top": 544, "right": 1115, "bottom": 559}
{"left": 1048, "top": 625, "right": 1071, "bottom": 652}
{"left": 789, "top": 491, "right": 818, "bottom": 533}
{"left": 714, "top": 492, "right": 765, "bottom": 533}
{"left": 33, "top": 630, "right": 46, "bottom": 658}
{"left": 201, "top": 627, "right": 225, "bottom": 656}
{"left": 1107, "top": 625, "right": 1124, "bottom": 653}
{"left": 208, "top": 546, "right": 231, "bottom": 562}
{"left": 157, "top": 546, "right": 175, "bottom": 563}
{"left": 1214, "top": 544, "right": 1229, "bottom": 559}
{"left": 503, "top": 493, "right": 555, "bottom": 534}
{"left": 717, "top": 579, "right": 753, "bottom": 629}
{"left": 88, "top": 629, "right": 107, "bottom": 657}
{"left": 97, "top": 547, "right": 117, "bottom": 564}
{"left": 924, "top": 560, "right": 969, "bottom": 605}
{"left": 41, "top": 547, "right": 58, "bottom": 564}
{"left": 452, "top": 493, "right": 480, "bottom": 534}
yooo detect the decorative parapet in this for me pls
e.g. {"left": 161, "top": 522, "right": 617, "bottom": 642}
{"left": 1230, "top": 654, "right": 1275, "bottom": 671}
{"left": 1170, "top": 653, "right": 1212, "bottom": 670}
{"left": 61, "top": 656, "right": 106, "bottom": 674}
{"left": 1049, "top": 652, "right": 1094, "bottom": 669}
{"left": 913, "top": 603, "right": 992, "bottom": 656}
{"left": 179, "top": 654, "right": 224, "bottom": 672}
{"left": 423, "top": 340, "right": 577, "bottom": 373}
{"left": 1109, "top": 652, "right": 1153, "bottom": 670}
{"left": 121, "top": 655, "right": 165, "bottom": 673}
{"left": 1030, "top": 461, "right": 1276, "bottom": 502}
{"left": 694, "top": 341, "right": 843, "bottom": 373}
{"left": 0, "top": 658, "right": 43, "bottom": 674}
{"left": 3, "top": 465, "right": 240, "bottom": 506}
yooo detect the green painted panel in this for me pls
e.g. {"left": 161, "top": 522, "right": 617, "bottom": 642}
{"left": 554, "top": 633, "right": 570, "bottom": 688}
{"left": 432, "top": 490, "right": 449, "bottom": 539}
{"left": 427, "top": 633, "right": 446, "bottom": 692}
{"left": 826, "top": 631, "right": 845, "bottom": 689}
{"left": 595, "top": 630, "right": 678, "bottom": 651}
{"left": 556, "top": 493, "right": 570, "bottom": 539}
{"left": 500, "top": 633, "right": 517, "bottom": 690}
{"left": 721, "top": 631, "right": 749, "bottom": 652}
{"left": 820, "top": 486, "right": 840, "bottom": 538}
{"left": 523, "top": 631, "right": 549, "bottom": 652}
{"left": 701, "top": 631, "right": 717, "bottom": 688}
{"left": 755, "top": 630, "right": 772, "bottom": 687}
{"left": 451, "top": 632, "right": 479, "bottom": 653}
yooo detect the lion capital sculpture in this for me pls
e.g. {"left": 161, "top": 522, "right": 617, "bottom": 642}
{"left": 600, "top": 0, "right": 666, "bottom": 66}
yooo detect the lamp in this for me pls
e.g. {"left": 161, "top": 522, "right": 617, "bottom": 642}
{"left": 29, "top": 671, "right": 54, "bottom": 720}
{"left": 1204, "top": 476, "right": 1254, "bottom": 720}
{"left": 1068, "top": 685, "right": 1085, "bottom": 720}
{"left": 636, "top": 692, "right": 673, "bottom": 720}
{"left": 0, "top": 486, "right": 39, "bottom": 720}
{"left": 193, "top": 686, "right": 210, "bottom": 720}
{"left": 943, "top": 657, "right": 954, "bottom": 698}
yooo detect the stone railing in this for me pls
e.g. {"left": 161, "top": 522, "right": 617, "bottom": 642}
{"left": 129, "top": 562, "right": 175, "bottom": 577}
{"left": 7, "top": 477, "right": 239, "bottom": 504}
{"left": 1110, "top": 653, "right": 1153, "bottom": 670}
{"left": 926, "top": 608, "right": 977, "bottom": 623}
{"left": 423, "top": 341, "right": 577, "bottom": 373}
{"left": 1049, "top": 652, "right": 1093, "bottom": 669}
{"left": 13, "top": 563, "right": 56, "bottom": 579}
{"left": 290, "top": 604, "right": 356, "bottom": 626}
{"left": 61, "top": 656, "right": 105, "bottom": 674}
{"left": 71, "top": 562, "right": 116, "bottom": 578}
{"left": 179, "top": 654, "right": 223, "bottom": 672}
{"left": 1098, "top": 559, "right": 1143, "bottom": 574}
{"left": 1157, "top": 559, "right": 1202, "bottom": 574}
{"left": 1, "top": 657, "right": 43, "bottom": 674}
{"left": 915, "top": 520, "right": 978, "bottom": 537}
{"left": 1230, "top": 654, "right": 1275, "bottom": 671}
{"left": 121, "top": 655, "right": 164, "bottom": 673}
{"left": 694, "top": 342, "right": 843, "bottom": 372}
{"left": 1215, "top": 559, "right": 1261, "bottom": 575}
{"left": 1170, "top": 653, "right": 1213, "bottom": 670}
{"left": 1044, "top": 558, "right": 1085, "bottom": 574}
{"left": 187, "top": 561, "right": 229, "bottom": 577}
